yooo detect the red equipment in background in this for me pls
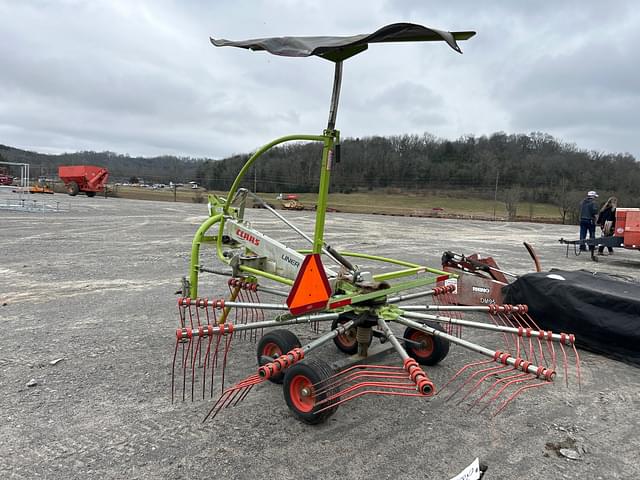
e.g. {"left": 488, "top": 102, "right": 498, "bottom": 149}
{"left": 58, "top": 165, "right": 109, "bottom": 197}
{"left": 614, "top": 208, "right": 640, "bottom": 249}
{"left": 440, "top": 243, "right": 542, "bottom": 306}
{"left": 559, "top": 207, "right": 640, "bottom": 253}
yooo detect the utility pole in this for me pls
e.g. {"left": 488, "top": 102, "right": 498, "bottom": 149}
{"left": 493, "top": 170, "right": 499, "bottom": 220}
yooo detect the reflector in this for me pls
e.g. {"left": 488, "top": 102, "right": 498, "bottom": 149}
{"left": 286, "top": 254, "right": 331, "bottom": 315}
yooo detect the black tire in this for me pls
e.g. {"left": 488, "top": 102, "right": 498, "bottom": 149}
{"left": 256, "top": 330, "right": 301, "bottom": 384}
{"left": 66, "top": 181, "right": 79, "bottom": 196}
{"left": 403, "top": 321, "right": 450, "bottom": 366}
{"left": 283, "top": 359, "right": 339, "bottom": 424}
{"left": 86, "top": 191, "right": 96, "bottom": 197}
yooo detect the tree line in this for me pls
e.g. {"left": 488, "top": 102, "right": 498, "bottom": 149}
{"left": 194, "top": 132, "right": 639, "bottom": 222}
{"left": 2, "top": 131, "right": 638, "bottom": 222}
{"left": 0, "top": 145, "right": 200, "bottom": 184}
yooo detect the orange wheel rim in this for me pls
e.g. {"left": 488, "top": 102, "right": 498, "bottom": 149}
{"left": 289, "top": 375, "right": 315, "bottom": 412}
{"left": 261, "top": 342, "right": 282, "bottom": 358}
{"left": 409, "top": 331, "right": 434, "bottom": 359}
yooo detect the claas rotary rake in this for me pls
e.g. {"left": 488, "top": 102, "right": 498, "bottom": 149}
{"left": 171, "top": 23, "right": 580, "bottom": 424}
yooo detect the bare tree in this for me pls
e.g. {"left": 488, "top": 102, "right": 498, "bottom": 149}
{"left": 503, "top": 186, "right": 521, "bottom": 221}
{"left": 553, "top": 177, "right": 571, "bottom": 224}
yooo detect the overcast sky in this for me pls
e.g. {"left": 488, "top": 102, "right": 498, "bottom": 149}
{"left": 1, "top": 0, "right": 639, "bottom": 160}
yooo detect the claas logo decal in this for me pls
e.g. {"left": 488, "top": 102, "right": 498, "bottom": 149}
{"left": 236, "top": 229, "right": 260, "bottom": 246}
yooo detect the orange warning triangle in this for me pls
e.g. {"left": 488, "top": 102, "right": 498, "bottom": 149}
{"left": 286, "top": 254, "right": 331, "bottom": 315}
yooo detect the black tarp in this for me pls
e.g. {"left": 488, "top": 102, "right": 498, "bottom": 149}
{"left": 503, "top": 269, "right": 640, "bottom": 366}
{"left": 211, "top": 23, "right": 475, "bottom": 62}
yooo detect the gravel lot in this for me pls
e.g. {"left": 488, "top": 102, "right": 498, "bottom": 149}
{"left": 1, "top": 195, "right": 639, "bottom": 479}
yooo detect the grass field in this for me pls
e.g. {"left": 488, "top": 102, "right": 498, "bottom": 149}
{"left": 110, "top": 186, "right": 563, "bottom": 222}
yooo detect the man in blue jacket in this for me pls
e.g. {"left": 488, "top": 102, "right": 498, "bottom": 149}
{"left": 579, "top": 190, "right": 599, "bottom": 262}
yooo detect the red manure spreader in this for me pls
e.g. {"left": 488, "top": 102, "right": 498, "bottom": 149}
{"left": 58, "top": 165, "right": 109, "bottom": 197}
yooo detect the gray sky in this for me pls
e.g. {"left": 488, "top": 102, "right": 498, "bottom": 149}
{"left": 1, "top": 0, "right": 639, "bottom": 160}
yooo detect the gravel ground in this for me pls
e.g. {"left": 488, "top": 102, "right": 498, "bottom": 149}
{"left": 1, "top": 195, "right": 639, "bottom": 479}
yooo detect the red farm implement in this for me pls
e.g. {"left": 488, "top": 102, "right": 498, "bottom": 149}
{"left": 559, "top": 208, "right": 640, "bottom": 256}
{"left": 58, "top": 165, "right": 109, "bottom": 197}
{"left": 171, "top": 23, "right": 581, "bottom": 426}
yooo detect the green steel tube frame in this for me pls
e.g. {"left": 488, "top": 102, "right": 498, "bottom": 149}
{"left": 189, "top": 132, "right": 335, "bottom": 297}
{"left": 187, "top": 129, "right": 454, "bottom": 298}
{"left": 187, "top": 59, "right": 454, "bottom": 298}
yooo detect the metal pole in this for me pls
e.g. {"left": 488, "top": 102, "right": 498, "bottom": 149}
{"left": 493, "top": 169, "right": 499, "bottom": 220}
{"left": 396, "top": 316, "right": 555, "bottom": 378}
{"left": 327, "top": 61, "right": 343, "bottom": 131}
{"left": 400, "top": 310, "right": 572, "bottom": 345}
{"left": 242, "top": 189, "right": 345, "bottom": 270}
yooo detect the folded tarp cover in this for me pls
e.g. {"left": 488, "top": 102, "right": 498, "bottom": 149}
{"left": 211, "top": 22, "right": 475, "bottom": 62}
{"left": 503, "top": 269, "right": 640, "bottom": 366}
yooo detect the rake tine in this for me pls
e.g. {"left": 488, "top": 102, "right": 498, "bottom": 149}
{"left": 190, "top": 335, "right": 202, "bottom": 401}
{"left": 320, "top": 380, "right": 418, "bottom": 403}
{"left": 171, "top": 335, "right": 180, "bottom": 403}
{"left": 221, "top": 332, "right": 234, "bottom": 392}
{"left": 182, "top": 335, "right": 193, "bottom": 402}
{"left": 201, "top": 335, "right": 214, "bottom": 400}
{"left": 187, "top": 302, "right": 194, "bottom": 329}
{"left": 572, "top": 342, "right": 582, "bottom": 388}
{"left": 203, "top": 388, "right": 240, "bottom": 422}
{"left": 478, "top": 375, "right": 538, "bottom": 414}
{"left": 492, "top": 381, "right": 550, "bottom": 416}
{"left": 178, "top": 303, "right": 186, "bottom": 329}
{"left": 455, "top": 366, "right": 515, "bottom": 406}
{"left": 203, "top": 373, "right": 264, "bottom": 422}
{"left": 445, "top": 364, "right": 506, "bottom": 402}
{"left": 316, "top": 388, "right": 426, "bottom": 414}
{"left": 489, "top": 311, "right": 513, "bottom": 353}
{"left": 315, "top": 368, "right": 408, "bottom": 396}
{"left": 233, "top": 383, "right": 255, "bottom": 406}
{"left": 467, "top": 371, "right": 529, "bottom": 412}
{"left": 437, "top": 359, "right": 495, "bottom": 394}
{"left": 210, "top": 333, "right": 222, "bottom": 398}
{"left": 550, "top": 338, "right": 557, "bottom": 371}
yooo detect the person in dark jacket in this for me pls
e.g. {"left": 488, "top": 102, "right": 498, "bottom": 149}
{"left": 597, "top": 196, "right": 618, "bottom": 255}
{"left": 578, "top": 190, "right": 599, "bottom": 261}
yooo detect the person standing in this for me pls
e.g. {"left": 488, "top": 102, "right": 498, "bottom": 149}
{"left": 578, "top": 190, "right": 599, "bottom": 261}
{"left": 597, "top": 196, "right": 618, "bottom": 255}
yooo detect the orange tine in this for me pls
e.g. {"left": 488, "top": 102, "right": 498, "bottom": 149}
{"left": 444, "top": 363, "right": 505, "bottom": 402}
{"left": 478, "top": 375, "right": 539, "bottom": 414}
{"left": 455, "top": 365, "right": 515, "bottom": 406}
{"left": 202, "top": 373, "right": 263, "bottom": 422}
{"left": 314, "top": 367, "right": 407, "bottom": 395}
{"left": 492, "top": 380, "right": 550, "bottom": 416}
{"left": 316, "top": 388, "right": 427, "bottom": 414}
{"left": 437, "top": 359, "right": 495, "bottom": 394}
{"left": 467, "top": 371, "right": 530, "bottom": 411}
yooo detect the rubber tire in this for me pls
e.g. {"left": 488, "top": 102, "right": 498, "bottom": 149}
{"left": 331, "top": 315, "right": 360, "bottom": 355}
{"left": 66, "top": 181, "right": 79, "bottom": 196}
{"left": 283, "top": 359, "right": 339, "bottom": 425}
{"left": 256, "top": 330, "right": 301, "bottom": 384}
{"left": 403, "top": 321, "right": 450, "bottom": 366}
{"left": 86, "top": 191, "right": 96, "bottom": 197}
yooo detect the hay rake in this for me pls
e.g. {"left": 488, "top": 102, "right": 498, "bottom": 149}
{"left": 171, "top": 23, "right": 580, "bottom": 424}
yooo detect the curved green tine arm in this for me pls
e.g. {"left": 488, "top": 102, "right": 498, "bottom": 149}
{"left": 189, "top": 213, "right": 224, "bottom": 298}
{"left": 223, "top": 134, "right": 329, "bottom": 216}
{"left": 188, "top": 132, "right": 338, "bottom": 297}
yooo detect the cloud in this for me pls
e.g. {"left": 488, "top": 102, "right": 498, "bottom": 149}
{"left": 0, "top": 0, "right": 638, "bottom": 159}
